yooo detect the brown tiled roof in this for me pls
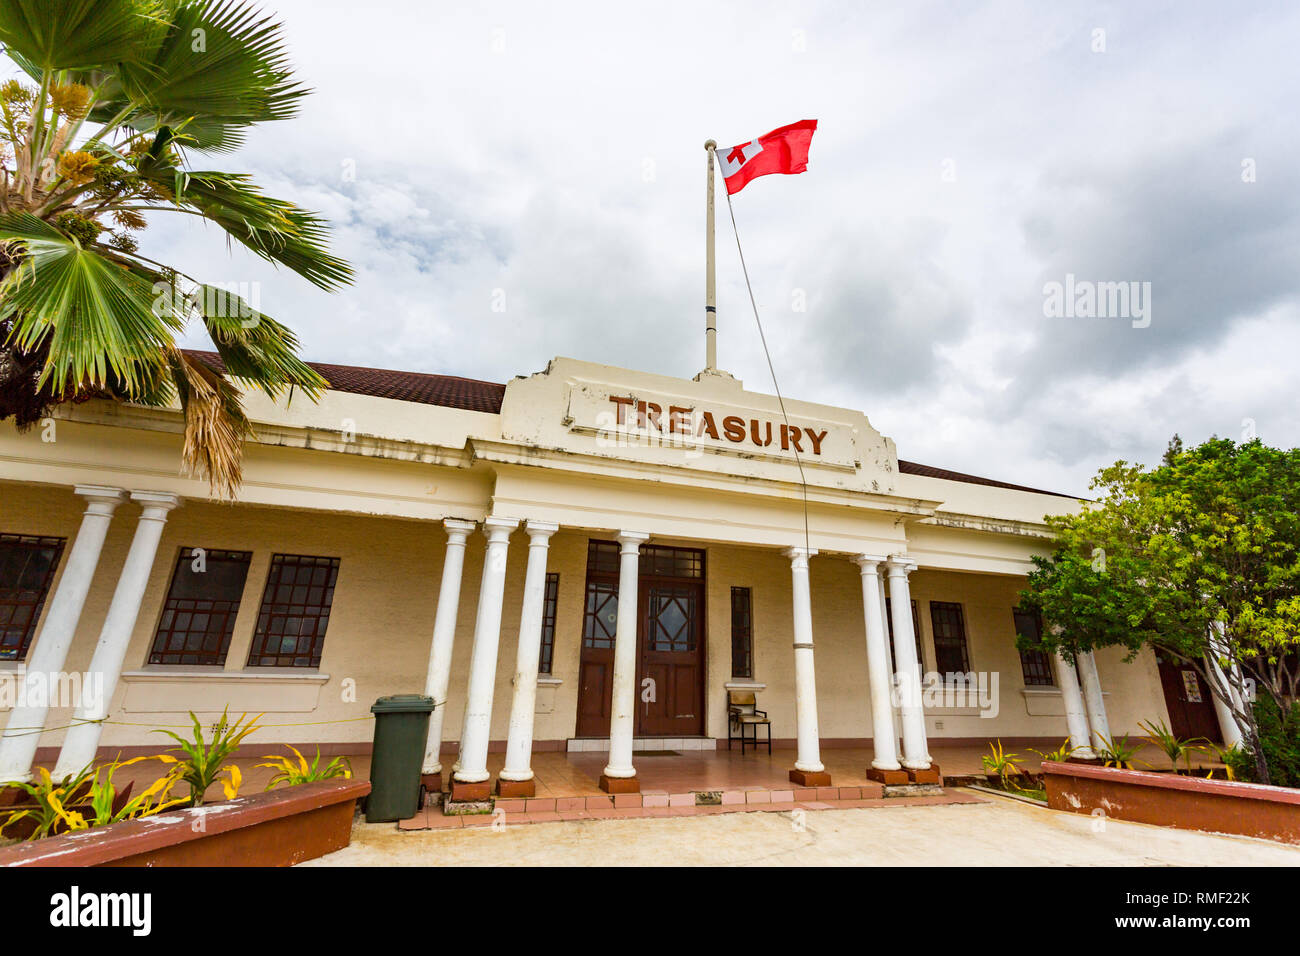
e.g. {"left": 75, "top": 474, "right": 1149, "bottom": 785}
{"left": 188, "top": 350, "right": 1072, "bottom": 496}
{"left": 897, "top": 459, "right": 1075, "bottom": 498}
{"left": 185, "top": 350, "right": 505, "bottom": 414}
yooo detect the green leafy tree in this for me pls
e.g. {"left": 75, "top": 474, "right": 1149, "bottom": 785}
{"left": 1019, "top": 436, "right": 1300, "bottom": 785}
{"left": 0, "top": 0, "right": 352, "bottom": 496}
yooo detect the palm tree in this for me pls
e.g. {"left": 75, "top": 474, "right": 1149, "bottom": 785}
{"left": 0, "top": 0, "right": 352, "bottom": 496}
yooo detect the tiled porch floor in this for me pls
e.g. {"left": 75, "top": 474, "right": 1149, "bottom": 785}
{"left": 500, "top": 742, "right": 1056, "bottom": 798}
{"left": 28, "top": 740, "right": 1179, "bottom": 818}
{"left": 26, "top": 740, "right": 1095, "bottom": 800}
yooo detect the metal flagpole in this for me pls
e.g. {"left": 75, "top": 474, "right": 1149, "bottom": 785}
{"left": 704, "top": 139, "right": 717, "bottom": 371}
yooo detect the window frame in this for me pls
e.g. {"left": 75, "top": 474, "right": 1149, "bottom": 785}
{"left": 245, "top": 553, "right": 341, "bottom": 669}
{"left": 928, "top": 600, "right": 972, "bottom": 676}
{"left": 0, "top": 533, "right": 66, "bottom": 662}
{"left": 1013, "top": 607, "right": 1055, "bottom": 687}
{"left": 730, "top": 586, "right": 754, "bottom": 680}
{"left": 147, "top": 547, "right": 253, "bottom": 667}
{"left": 537, "top": 572, "right": 560, "bottom": 675}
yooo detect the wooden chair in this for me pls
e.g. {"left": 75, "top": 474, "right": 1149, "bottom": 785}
{"left": 726, "top": 690, "right": 772, "bottom": 754}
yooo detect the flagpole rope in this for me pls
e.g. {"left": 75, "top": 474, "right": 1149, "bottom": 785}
{"left": 723, "top": 190, "right": 812, "bottom": 556}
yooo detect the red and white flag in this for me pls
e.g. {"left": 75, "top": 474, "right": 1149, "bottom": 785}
{"left": 716, "top": 119, "right": 817, "bottom": 195}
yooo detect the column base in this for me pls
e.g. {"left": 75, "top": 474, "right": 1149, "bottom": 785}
{"left": 421, "top": 772, "right": 442, "bottom": 795}
{"left": 496, "top": 777, "right": 536, "bottom": 798}
{"left": 448, "top": 778, "right": 492, "bottom": 803}
{"left": 865, "top": 767, "right": 910, "bottom": 785}
{"left": 788, "top": 769, "right": 832, "bottom": 787}
{"left": 904, "top": 764, "right": 941, "bottom": 785}
{"left": 599, "top": 774, "right": 640, "bottom": 794}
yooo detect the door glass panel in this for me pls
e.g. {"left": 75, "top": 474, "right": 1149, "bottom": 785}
{"left": 583, "top": 581, "right": 618, "bottom": 648}
{"left": 648, "top": 587, "right": 696, "bottom": 652}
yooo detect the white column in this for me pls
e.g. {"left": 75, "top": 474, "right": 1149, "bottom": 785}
{"left": 886, "top": 556, "right": 930, "bottom": 769}
{"left": 500, "top": 521, "right": 559, "bottom": 783}
{"left": 878, "top": 573, "right": 901, "bottom": 749}
{"left": 54, "top": 491, "right": 180, "bottom": 777}
{"left": 1052, "top": 651, "right": 1096, "bottom": 759}
{"left": 854, "top": 555, "right": 900, "bottom": 771}
{"left": 786, "top": 546, "right": 824, "bottom": 775}
{"left": 0, "top": 486, "right": 125, "bottom": 782}
{"left": 1076, "top": 650, "right": 1110, "bottom": 751}
{"left": 603, "top": 531, "right": 649, "bottom": 782}
{"left": 420, "top": 518, "right": 476, "bottom": 775}
{"left": 1206, "top": 655, "right": 1244, "bottom": 749}
{"left": 1206, "top": 622, "right": 1245, "bottom": 749}
{"left": 453, "top": 516, "right": 518, "bottom": 784}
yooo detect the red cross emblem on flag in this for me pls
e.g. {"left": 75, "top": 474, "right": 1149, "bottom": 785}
{"left": 715, "top": 120, "right": 817, "bottom": 195}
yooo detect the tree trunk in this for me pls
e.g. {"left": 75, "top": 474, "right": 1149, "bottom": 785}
{"left": 1246, "top": 724, "right": 1271, "bottom": 786}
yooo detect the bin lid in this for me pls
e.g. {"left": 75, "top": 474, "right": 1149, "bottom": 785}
{"left": 371, "top": 694, "right": 436, "bottom": 714}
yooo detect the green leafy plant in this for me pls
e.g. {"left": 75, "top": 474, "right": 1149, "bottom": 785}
{"left": 154, "top": 708, "right": 261, "bottom": 806}
{"left": 1094, "top": 733, "right": 1142, "bottom": 770}
{"left": 0, "top": 762, "right": 96, "bottom": 840}
{"left": 53, "top": 756, "right": 188, "bottom": 831}
{"left": 1018, "top": 436, "right": 1300, "bottom": 785}
{"left": 981, "top": 739, "right": 1025, "bottom": 789}
{"left": 1139, "top": 718, "right": 1208, "bottom": 773}
{"left": 257, "top": 745, "right": 352, "bottom": 789}
{"left": 1029, "top": 738, "right": 1080, "bottom": 764}
{"left": 1212, "top": 744, "right": 1241, "bottom": 781}
{"left": 1221, "top": 696, "right": 1300, "bottom": 787}
{"left": 0, "top": 0, "right": 353, "bottom": 496}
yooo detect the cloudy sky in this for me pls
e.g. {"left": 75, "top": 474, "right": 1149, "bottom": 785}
{"left": 96, "top": 2, "right": 1300, "bottom": 495}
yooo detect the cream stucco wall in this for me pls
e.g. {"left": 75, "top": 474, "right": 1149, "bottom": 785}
{"left": 2, "top": 480, "right": 1168, "bottom": 756}
{"left": 0, "top": 352, "right": 1170, "bottom": 760}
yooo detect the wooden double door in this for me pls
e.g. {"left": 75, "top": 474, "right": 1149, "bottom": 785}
{"left": 576, "top": 542, "right": 705, "bottom": 739}
{"left": 1157, "top": 652, "right": 1222, "bottom": 743}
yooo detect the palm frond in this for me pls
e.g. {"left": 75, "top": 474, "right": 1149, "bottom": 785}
{"left": 163, "top": 349, "right": 251, "bottom": 498}
{"left": 0, "top": 0, "right": 160, "bottom": 72}
{"left": 0, "top": 212, "right": 181, "bottom": 395}
{"left": 190, "top": 284, "right": 328, "bottom": 399}
{"left": 109, "top": 0, "right": 309, "bottom": 152}
{"left": 136, "top": 167, "right": 353, "bottom": 291}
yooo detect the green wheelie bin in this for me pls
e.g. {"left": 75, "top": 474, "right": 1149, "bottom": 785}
{"left": 366, "top": 694, "right": 436, "bottom": 822}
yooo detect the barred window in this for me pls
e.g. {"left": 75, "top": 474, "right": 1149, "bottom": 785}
{"left": 538, "top": 573, "right": 559, "bottom": 674}
{"left": 148, "top": 548, "right": 252, "bottom": 666}
{"left": 730, "top": 587, "right": 754, "bottom": 679}
{"left": 1014, "top": 608, "right": 1054, "bottom": 687}
{"left": 0, "top": 534, "right": 65, "bottom": 662}
{"left": 246, "top": 554, "right": 340, "bottom": 668}
{"left": 929, "top": 601, "right": 972, "bottom": 674}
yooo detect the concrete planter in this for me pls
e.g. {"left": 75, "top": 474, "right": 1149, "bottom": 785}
{"left": 0, "top": 779, "right": 370, "bottom": 867}
{"left": 1042, "top": 760, "right": 1300, "bottom": 845}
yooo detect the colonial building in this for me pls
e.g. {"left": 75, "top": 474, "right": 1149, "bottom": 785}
{"left": 0, "top": 353, "right": 1227, "bottom": 797}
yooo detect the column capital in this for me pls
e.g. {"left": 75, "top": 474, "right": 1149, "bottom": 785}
{"left": 783, "top": 546, "right": 818, "bottom": 563}
{"left": 443, "top": 517, "right": 477, "bottom": 538}
{"left": 129, "top": 490, "right": 181, "bottom": 517}
{"left": 885, "top": 554, "right": 917, "bottom": 576}
{"left": 482, "top": 516, "right": 519, "bottom": 541}
{"left": 74, "top": 485, "right": 125, "bottom": 516}
{"left": 616, "top": 530, "right": 650, "bottom": 553}
{"left": 524, "top": 519, "right": 559, "bottom": 541}
{"left": 853, "top": 553, "right": 888, "bottom": 572}
{"left": 75, "top": 484, "right": 125, "bottom": 503}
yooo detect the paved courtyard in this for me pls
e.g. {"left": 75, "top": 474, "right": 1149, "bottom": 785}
{"left": 305, "top": 792, "right": 1300, "bottom": 867}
